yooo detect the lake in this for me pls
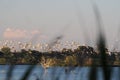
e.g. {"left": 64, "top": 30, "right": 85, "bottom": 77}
{"left": 0, "top": 65, "right": 120, "bottom": 80}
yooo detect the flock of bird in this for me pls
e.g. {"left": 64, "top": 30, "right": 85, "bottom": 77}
{"left": 0, "top": 40, "right": 81, "bottom": 52}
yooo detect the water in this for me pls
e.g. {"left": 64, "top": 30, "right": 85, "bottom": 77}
{"left": 0, "top": 65, "right": 120, "bottom": 80}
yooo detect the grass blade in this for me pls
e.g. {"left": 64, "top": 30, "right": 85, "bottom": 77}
{"left": 6, "top": 65, "right": 15, "bottom": 80}
{"left": 20, "top": 65, "right": 36, "bottom": 80}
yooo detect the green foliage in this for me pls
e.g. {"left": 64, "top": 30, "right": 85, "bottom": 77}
{"left": 64, "top": 55, "right": 77, "bottom": 66}
{"left": 0, "top": 58, "right": 6, "bottom": 64}
{"left": 1, "top": 46, "right": 11, "bottom": 54}
{"left": 114, "top": 60, "right": 120, "bottom": 65}
{"left": 1, "top": 46, "right": 12, "bottom": 64}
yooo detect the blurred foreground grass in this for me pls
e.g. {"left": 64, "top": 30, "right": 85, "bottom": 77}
{"left": 3, "top": 1, "right": 120, "bottom": 80}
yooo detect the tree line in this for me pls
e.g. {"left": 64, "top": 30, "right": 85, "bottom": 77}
{"left": 0, "top": 46, "right": 120, "bottom": 66}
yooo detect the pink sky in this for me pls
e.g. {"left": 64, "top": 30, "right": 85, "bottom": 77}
{"left": 3, "top": 28, "right": 47, "bottom": 41}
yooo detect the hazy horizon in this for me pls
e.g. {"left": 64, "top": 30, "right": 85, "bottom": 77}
{"left": 0, "top": 0, "right": 120, "bottom": 50}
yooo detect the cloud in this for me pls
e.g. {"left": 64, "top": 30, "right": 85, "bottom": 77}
{"left": 3, "top": 28, "right": 47, "bottom": 40}
{"left": 4, "top": 28, "right": 28, "bottom": 39}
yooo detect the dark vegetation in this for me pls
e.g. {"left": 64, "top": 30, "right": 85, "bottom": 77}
{"left": 0, "top": 45, "right": 119, "bottom": 66}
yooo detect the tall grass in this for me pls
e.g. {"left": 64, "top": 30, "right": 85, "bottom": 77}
{"left": 3, "top": 1, "right": 118, "bottom": 80}
{"left": 89, "top": 1, "right": 112, "bottom": 80}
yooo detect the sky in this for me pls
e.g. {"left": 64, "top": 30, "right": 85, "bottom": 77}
{"left": 0, "top": 0, "right": 120, "bottom": 50}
